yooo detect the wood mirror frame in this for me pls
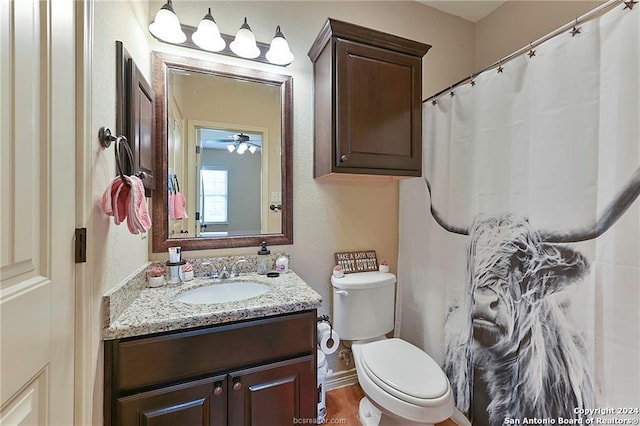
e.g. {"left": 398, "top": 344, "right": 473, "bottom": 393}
{"left": 151, "top": 52, "right": 293, "bottom": 252}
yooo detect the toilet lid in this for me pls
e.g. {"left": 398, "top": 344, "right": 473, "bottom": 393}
{"left": 360, "top": 339, "right": 449, "bottom": 402}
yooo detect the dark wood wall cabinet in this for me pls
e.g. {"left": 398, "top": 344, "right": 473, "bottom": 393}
{"left": 308, "top": 19, "right": 431, "bottom": 178}
{"left": 104, "top": 310, "right": 317, "bottom": 426}
{"left": 116, "top": 41, "right": 155, "bottom": 196}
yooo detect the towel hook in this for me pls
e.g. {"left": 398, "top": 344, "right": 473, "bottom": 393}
{"left": 98, "top": 127, "right": 117, "bottom": 148}
{"left": 98, "top": 127, "right": 145, "bottom": 187}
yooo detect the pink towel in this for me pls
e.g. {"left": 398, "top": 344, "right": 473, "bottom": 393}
{"left": 101, "top": 178, "right": 129, "bottom": 224}
{"left": 101, "top": 175, "right": 151, "bottom": 234}
{"left": 172, "top": 192, "right": 188, "bottom": 220}
{"left": 168, "top": 192, "right": 175, "bottom": 220}
{"left": 126, "top": 176, "right": 151, "bottom": 234}
{"left": 113, "top": 181, "right": 130, "bottom": 225}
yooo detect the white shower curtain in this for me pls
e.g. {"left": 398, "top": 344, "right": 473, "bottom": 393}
{"left": 398, "top": 4, "right": 639, "bottom": 424}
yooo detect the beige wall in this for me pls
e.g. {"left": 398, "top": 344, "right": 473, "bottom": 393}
{"left": 474, "top": 1, "right": 604, "bottom": 69}
{"left": 90, "top": 1, "right": 152, "bottom": 423}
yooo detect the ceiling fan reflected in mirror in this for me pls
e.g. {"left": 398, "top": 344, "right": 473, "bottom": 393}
{"left": 225, "top": 133, "right": 259, "bottom": 154}
{"left": 201, "top": 128, "right": 262, "bottom": 155}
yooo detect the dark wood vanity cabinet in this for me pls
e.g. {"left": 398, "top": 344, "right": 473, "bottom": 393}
{"left": 116, "top": 374, "right": 228, "bottom": 425}
{"left": 308, "top": 19, "right": 431, "bottom": 178}
{"left": 105, "top": 310, "right": 317, "bottom": 426}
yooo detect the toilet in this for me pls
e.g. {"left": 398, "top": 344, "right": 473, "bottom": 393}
{"left": 332, "top": 271, "right": 454, "bottom": 426}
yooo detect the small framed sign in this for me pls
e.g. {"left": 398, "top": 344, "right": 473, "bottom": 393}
{"left": 334, "top": 250, "right": 378, "bottom": 273}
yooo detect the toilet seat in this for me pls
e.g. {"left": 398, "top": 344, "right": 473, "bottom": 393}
{"left": 359, "top": 338, "right": 450, "bottom": 406}
{"left": 352, "top": 339, "right": 455, "bottom": 424}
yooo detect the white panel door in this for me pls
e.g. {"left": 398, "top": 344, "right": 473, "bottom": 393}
{"left": 0, "top": 0, "right": 76, "bottom": 425}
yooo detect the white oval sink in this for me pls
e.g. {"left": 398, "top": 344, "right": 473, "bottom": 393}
{"left": 175, "top": 282, "right": 270, "bottom": 304}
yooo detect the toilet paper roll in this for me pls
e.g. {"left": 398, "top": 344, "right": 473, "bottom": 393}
{"left": 317, "top": 322, "right": 340, "bottom": 354}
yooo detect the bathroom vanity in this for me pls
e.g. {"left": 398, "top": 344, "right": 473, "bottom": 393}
{"left": 103, "top": 268, "right": 322, "bottom": 426}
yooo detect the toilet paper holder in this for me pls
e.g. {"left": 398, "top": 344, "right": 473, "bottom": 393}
{"left": 317, "top": 315, "right": 336, "bottom": 349}
{"left": 317, "top": 314, "right": 331, "bottom": 328}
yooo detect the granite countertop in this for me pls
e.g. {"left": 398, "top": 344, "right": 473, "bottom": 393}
{"left": 102, "top": 270, "right": 322, "bottom": 340}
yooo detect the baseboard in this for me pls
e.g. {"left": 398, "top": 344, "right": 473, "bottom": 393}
{"left": 325, "top": 368, "right": 358, "bottom": 391}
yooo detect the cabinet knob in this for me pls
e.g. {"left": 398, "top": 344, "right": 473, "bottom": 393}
{"left": 340, "top": 154, "right": 349, "bottom": 163}
{"left": 213, "top": 385, "right": 223, "bottom": 396}
{"left": 232, "top": 380, "right": 242, "bottom": 392}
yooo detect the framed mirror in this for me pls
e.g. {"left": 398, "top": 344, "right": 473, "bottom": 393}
{"left": 151, "top": 52, "right": 293, "bottom": 252}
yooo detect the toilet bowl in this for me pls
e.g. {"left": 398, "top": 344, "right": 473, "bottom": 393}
{"left": 331, "top": 271, "right": 454, "bottom": 425}
{"left": 352, "top": 338, "right": 454, "bottom": 425}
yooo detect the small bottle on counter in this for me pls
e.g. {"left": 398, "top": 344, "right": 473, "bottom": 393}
{"left": 257, "top": 242, "right": 271, "bottom": 275}
{"left": 275, "top": 254, "right": 289, "bottom": 273}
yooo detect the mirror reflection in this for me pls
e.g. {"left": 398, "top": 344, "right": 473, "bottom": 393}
{"left": 152, "top": 52, "right": 293, "bottom": 252}
{"left": 196, "top": 129, "right": 264, "bottom": 237}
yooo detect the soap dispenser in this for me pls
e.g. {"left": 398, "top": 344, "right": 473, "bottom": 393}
{"left": 257, "top": 242, "right": 271, "bottom": 275}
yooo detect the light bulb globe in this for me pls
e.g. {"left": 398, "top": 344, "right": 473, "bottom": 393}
{"left": 148, "top": 2, "right": 186, "bottom": 44}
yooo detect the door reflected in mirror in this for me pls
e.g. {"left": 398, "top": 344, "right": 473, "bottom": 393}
{"left": 152, "top": 52, "right": 292, "bottom": 252}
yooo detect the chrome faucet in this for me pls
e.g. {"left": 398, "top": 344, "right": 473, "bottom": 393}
{"left": 231, "top": 258, "right": 248, "bottom": 278}
{"left": 202, "top": 262, "right": 220, "bottom": 280}
{"left": 202, "top": 259, "right": 246, "bottom": 280}
{"left": 219, "top": 266, "right": 230, "bottom": 279}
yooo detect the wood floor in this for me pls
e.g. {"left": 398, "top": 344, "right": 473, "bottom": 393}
{"left": 325, "top": 384, "right": 458, "bottom": 426}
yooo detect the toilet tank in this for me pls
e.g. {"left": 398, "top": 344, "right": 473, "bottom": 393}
{"left": 332, "top": 271, "right": 396, "bottom": 340}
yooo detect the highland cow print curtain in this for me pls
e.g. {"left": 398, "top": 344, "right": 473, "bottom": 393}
{"left": 398, "top": 4, "right": 639, "bottom": 425}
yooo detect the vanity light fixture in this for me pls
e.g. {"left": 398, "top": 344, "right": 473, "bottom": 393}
{"left": 148, "top": 0, "right": 186, "bottom": 44}
{"left": 265, "top": 26, "right": 294, "bottom": 65}
{"left": 148, "top": 2, "right": 294, "bottom": 66}
{"left": 191, "top": 8, "right": 225, "bottom": 52}
{"left": 230, "top": 17, "right": 261, "bottom": 59}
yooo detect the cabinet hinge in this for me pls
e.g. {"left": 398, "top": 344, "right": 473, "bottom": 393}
{"left": 75, "top": 228, "right": 87, "bottom": 263}
{"left": 196, "top": 145, "right": 201, "bottom": 154}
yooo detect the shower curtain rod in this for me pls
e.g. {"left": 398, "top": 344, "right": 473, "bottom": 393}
{"left": 423, "top": 0, "right": 625, "bottom": 104}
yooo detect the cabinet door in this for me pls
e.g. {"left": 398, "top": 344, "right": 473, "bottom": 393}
{"left": 335, "top": 39, "right": 422, "bottom": 176}
{"left": 228, "top": 356, "right": 316, "bottom": 426}
{"left": 128, "top": 58, "right": 155, "bottom": 195}
{"left": 116, "top": 375, "right": 227, "bottom": 426}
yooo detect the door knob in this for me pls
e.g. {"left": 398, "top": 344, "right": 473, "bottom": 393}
{"left": 340, "top": 154, "right": 348, "bottom": 163}
{"left": 213, "top": 385, "right": 223, "bottom": 396}
{"left": 233, "top": 380, "right": 242, "bottom": 391}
